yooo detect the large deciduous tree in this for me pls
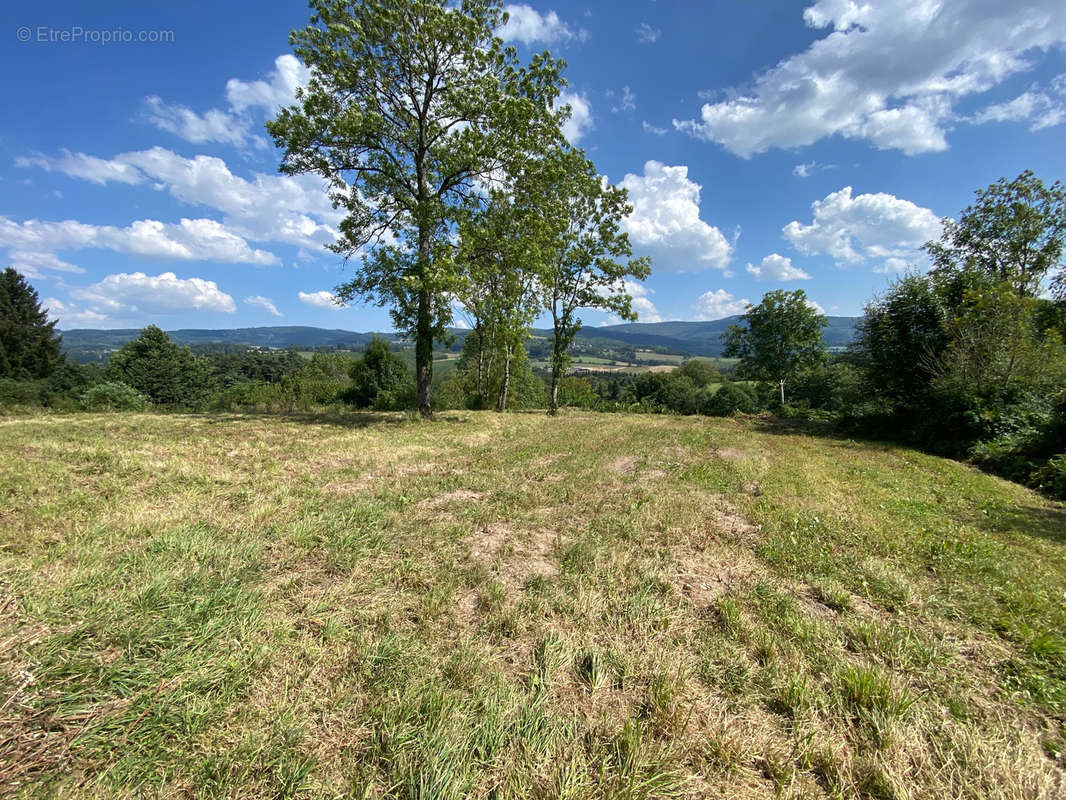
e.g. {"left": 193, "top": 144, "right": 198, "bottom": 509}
{"left": 924, "top": 170, "right": 1066, "bottom": 298}
{"left": 267, "top": 0, "right": 564, "bottom": 417}
{"left": 533, "top": 147, "right": 651, "bottom": 414}
{"left": 0, "top": 268, "right": 63, "bottom": 380}
{"left": 722, "top": 289, "right": 827, "bottom": 406}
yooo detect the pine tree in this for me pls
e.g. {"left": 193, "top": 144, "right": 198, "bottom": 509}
{"left": 0, "top": 268, "right": 64, "bottom": 380}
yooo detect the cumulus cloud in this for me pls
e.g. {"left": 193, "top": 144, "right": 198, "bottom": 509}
{"left": 225, "top": 54, "right": 309, "bottom": 113}
{"left": 500, "top": 5, "right": 585, "bottom": 45}
{"left": 70, "top": 271, "right": 237, "bottom": 317}
{"left": 0, "top": 215, "right": 279, "bottom": 266}
{"left": 144, "top": 97, "right": 257, "bottom": 149}
{"left": 642, "top": 121, "right": 668, "bottom": 136}
{"left": 674, "top": 0, "right": 1066, "bottom": 156}
{"left": 783, "top": 187, "right": 942, "bottom": 272}
{"left": 244, "top": 295, "right": 283, "bottom": 316}
{"left": 745, "top": 253, "right": 811, "bottom": 281}
{"left": 693, "top": 289, "right": 750, "bottom": 321}
{"left": 624, "top": 280, "right": 662, "bottom": 322}
{"left": 144, "top": 54, "right": 309, "bottom": 148}
{"left": 558, "top": 91, "right": 593, "bottom": 144}
{"left": 298, "top": 290, "right": 342, "bottom": 309}
{"left": 18, "top": 146, "right": 341, "bottom": 250}
{"left": 42, "top": 297, "right": 110, "bottom": 328}
{"left": 619, "top": 161, "right": 733, "bottom": 271}
{"left": 636, "top": 23, "right": 661, "bottom": 44}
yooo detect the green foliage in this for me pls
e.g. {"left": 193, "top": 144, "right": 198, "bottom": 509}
{"left": 853, "top": 274, "right": 950, "bottom": 403}
{"left": 556, "top": 376, "right": 598, "bottom": 409}
{"left": 345, "top": 338, "right": 413, "bottom": 410}
{"left": 268, "top": 0, "right": 565, "bottom": 415}
{"left": 105, "top": 326, "right": 214, "bottom": 407}
{"left": 722, "top": 290, "right": 827, "bottom": 404}
{"left": 703, "top": 382, "right": 758, "bottom": 416}
{"left": 80, "top": 381, "right": 151, "bottom": 412}
{"left": 0, "top": 268, "right": 63, "bottom": 380}
{"left": 0, "top": 377, "right": 47, "bottom": 408}
{"left": 676, "top": 359, "right": 719, "bottom": 387}
{"left": 532, "top": 146, "right": 652, "bottom": 412}
{"left": 924, "top": 169, "right": 1066, "bottom": 298}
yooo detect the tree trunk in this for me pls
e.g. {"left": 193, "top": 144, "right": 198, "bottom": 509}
{"left": 415, "top": 288, "right": 433, "bottom": 418}
{"left": 779, "top": 379, "right": 785, "bottom": 406}
{"left": 548, "top": 320, "right": 564, "bottom": 416}
{"left": 496, "top": 344, "right": 511, "bottom": 413}
{"left": 475, "top": 326, "right": 485, "bottom": 406}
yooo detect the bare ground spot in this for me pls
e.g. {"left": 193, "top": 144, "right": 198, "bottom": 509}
{"left": 469, "top": 523, "right": 560, "bottom": 589}
{"left": 416, "top": 489, "right": 484, "bottom": 512}
{"left": 609, "top": 456, "right": 639, "bottom": 475}
{"left": 713, "top": 447, "right": 747, "bottom": 461}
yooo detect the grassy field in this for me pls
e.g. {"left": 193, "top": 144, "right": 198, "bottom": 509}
{"left": 1, "top": 410, "right": 1064, "bottom": 798}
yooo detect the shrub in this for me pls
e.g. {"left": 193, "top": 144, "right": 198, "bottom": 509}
{"left": 0, "top": 378, "right": 46, "bottom": 408}
{"left": 80, "top": 382, "right": 151, "bottom": 411}
{"left": 704, "top": 382, "right": 758, "bottom": 416}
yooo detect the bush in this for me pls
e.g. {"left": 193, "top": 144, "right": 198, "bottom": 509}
{"left": 345, "top": 338, "right": 412, "bottom": 409}
{"left": 0, "top": 378, "right": 46, "bottom": 408}
{"left": 703, "top": 382, "right": 758, "bottom": 416}
{"left": 80, "top": 382, "right": 151, "bottom": 411}
{"left": 1034, "top": 454, "right": 1066, "bottom": 500}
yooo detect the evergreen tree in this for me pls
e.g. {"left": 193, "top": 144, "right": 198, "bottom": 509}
{"left": 0, "top": 268, "right": 63, "bottom": 380}
{"left": 105, "top": 325, "right": 212, "bottom": 406}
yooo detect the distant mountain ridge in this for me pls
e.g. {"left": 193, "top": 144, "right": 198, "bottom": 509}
{"left": 59, "top": 316, "right": 860, "bottom": 360}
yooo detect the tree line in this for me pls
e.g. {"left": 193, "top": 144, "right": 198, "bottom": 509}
{"left": 2, "top": 162, "right": 1064, "bottom": 500}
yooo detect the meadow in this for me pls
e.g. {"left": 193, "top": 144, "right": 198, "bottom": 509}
{"left": 1, "top": 410, "right": 1064, "bottom": 798}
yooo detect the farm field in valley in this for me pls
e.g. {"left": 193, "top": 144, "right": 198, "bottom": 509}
{"left": 1, "top": 411, "right": 1064, "bottom": 798}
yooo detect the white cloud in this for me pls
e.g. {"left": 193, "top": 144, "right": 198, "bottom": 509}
{"left": 500, "top": 5, "right": 585, "bottom": 45}
{"left": 143, "top": 54, "right": 309, "bottom": 148}
{"left": 623, "top": 280, "right": 662, "bottom": 322}
{"left": 693, "top": 289, "right": 750, "bottom": 321}
{"left": 558, "top": 91, "right": 593, "bottom": 144}
{"left": 42, "top": 297, "right": 110, "bottom": 328}
{"left": 675, "top": 0, "right": 1066, "bottom": 156}
{"left": 244, "top": 295, "right": 283, "bottom": 317}
{"left": 636, "top": 23, "right": 661, "bottom": 44}
{"left": 642, "top": 121, "right": 668, "bottom": 136}
{"left": 70, "top": 271, "right": 237, "bottom": 317}
{"left": 611, "top": 86, "right": 636, "bottom": 113}
{"left": 972, "top": 75, "right": 1066, "bottom": 130}
{"left": 7, "top": 250, "right": 85, "bottom": 278}
{"left": 806, "top": 298, "right": 826, "bottom": 315}
{"left": 225, "top": 54, "right": 309, "bottom": 113}
{"left": 619, "top": 161, "right": 733, "bottom": 271}
{"left": 746, "top": 253, "right": 811, "bottom": 281}
{"left": 0, "top": 215, "right": 279, "bottom": 266}
{"left": 298, "top": 290, "right": 342, "bottom": 310}
{"left": 18, "top": 147, "right": 341, "bottom": 250}
{"left": 783, "top": 186, "right": 942, "bottom": 272}
{"left": 144, "top": 96, "right": 256, "bottom": 148}
{"left": 15, "top": 150, "right": 143, "bottom": 185}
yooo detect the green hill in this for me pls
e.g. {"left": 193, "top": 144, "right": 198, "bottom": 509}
{"left": 59, "top": 317, "right": 860, "bottom": 361}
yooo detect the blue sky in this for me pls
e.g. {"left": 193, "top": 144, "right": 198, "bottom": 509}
{"left": 2, "top": 0, "right": 1065, "bottom": 331}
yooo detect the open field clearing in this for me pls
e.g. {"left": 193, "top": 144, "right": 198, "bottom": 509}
{"left": 1, "top": 411, "right": 1064, "bottom": 798}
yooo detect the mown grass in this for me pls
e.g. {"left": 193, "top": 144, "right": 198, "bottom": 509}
{"left": 1, "top": 409, "right": 1064, "bottom": 798}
